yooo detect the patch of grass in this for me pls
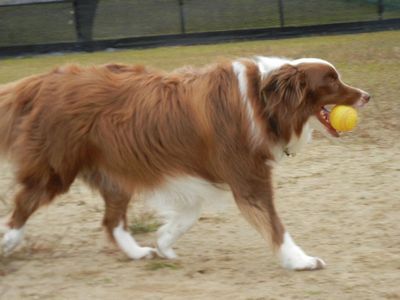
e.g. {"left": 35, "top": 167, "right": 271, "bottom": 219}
{"left": 305, "top": 290, "right": 322, "bottom": 296}
{"left": 199, "top": 216, "right": 227, "bottom": 223}
{"left": 145, "top": 261, "right": 182, "bottom": 271}
{"left": 66, "top": 269, "right": 102, "bottom": 280}
{"left": 0, "top": 31, "right": 398, "bottom": 84}
{"left": 128, "top": 213, "right": 161, "bottom": 235}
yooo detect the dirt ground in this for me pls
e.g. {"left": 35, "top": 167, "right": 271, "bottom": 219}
{"left": 1, "top": 35, "right": 400, "bottom": 299}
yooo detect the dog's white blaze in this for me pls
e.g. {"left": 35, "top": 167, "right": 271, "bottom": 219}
{"left": 291, "top": 57, "right": 336, "bottom": 69}
{"left": 112, "top": 222, "right": 154, "bottom": 260}
{"left": 232, "top": 61, "right": 263, "bottom": 147}
{"left": 279, "top": 232, "right": 326, "bottom": 270}
{"left": 2, "top": 227, "right": 24, "bottom": 254}
{"left": 256, "top": 56, "right": 336, "bottom": 77}
{"left": 147, "top": 176, "right": 228, "bottom": 259}
{"left": 256, "top": 56, "right": 291, "bottom": 77}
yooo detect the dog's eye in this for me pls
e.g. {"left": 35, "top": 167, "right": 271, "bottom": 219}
{"left": 328, "top": 74, "right": 338, "bottom": 81}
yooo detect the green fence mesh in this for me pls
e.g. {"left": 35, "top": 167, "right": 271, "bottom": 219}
{"left": 0, "top": 0, "right": 399, "bottom": 47}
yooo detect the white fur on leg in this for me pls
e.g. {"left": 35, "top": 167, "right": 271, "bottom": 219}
{"left": 146, "top": 176, "right": 219, "bottom": 259}
{"left": 156, "top": 205, "right": 201, "bottom": 259}
{"left": 112, "top": 222, "right": 155, "bottom": 260}
{"left": 2, "top": 227, "right": 24, "bottom": 255}
{"left": 279, "top": 232, "right": 326, "bottom": 271}
{"left": 156, "top": 226, "right": 178, "bottom": 259}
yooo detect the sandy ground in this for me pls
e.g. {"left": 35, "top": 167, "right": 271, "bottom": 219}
{"left": 0, "top": 64, "right": 399, "bottom": 300}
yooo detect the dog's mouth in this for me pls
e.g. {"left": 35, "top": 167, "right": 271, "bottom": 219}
{"left": 316, "top": 106, "right": 339, "bottom": 137}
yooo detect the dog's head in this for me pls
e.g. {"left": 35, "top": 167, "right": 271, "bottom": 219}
{"left": 260, "top": 59, "right": 370, "bottom": 139}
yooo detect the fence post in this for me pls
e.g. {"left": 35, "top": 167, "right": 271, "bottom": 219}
{"left": 178, "top": 0, "right": 186, "bottom": 34}
{"left": 278, "top": 0, "right": 285, "bottom": 28}
{"left": 73, "top": 0, "right": 99, "bottom": 42}
{"left": 378, "top": 0, "right": 384, "bottom": 20}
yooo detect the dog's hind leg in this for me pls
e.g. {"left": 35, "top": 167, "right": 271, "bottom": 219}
{"left": 2, "top": 172, "right": 71, "bottom": 255}
{"left": 147, "top": 177, "right": 205, "bottom": 259}
{"left": 155, "top": 199, "right": 202, "bottom": 259}
{"left": 82, "top": 171, "right": 155, "bottom": 260}
{"left": 106, "top": 196, "right": 156, "bottom": 260}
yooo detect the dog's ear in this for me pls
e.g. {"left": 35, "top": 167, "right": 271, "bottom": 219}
{"left": 260, "top": 64, "right": 307, "bottom": 117}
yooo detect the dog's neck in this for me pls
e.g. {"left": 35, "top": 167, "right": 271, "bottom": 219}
{"left": 271, "top": 120, "right": 314, "bottom": 162}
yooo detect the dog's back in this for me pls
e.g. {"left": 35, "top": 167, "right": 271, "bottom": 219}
{"left": 0, "top": 62, "right": 245, "bottom": 195}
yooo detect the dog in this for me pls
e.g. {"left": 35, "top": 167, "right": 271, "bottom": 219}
{"left": 0, "top": 57, "right": 369, "bottom": 270}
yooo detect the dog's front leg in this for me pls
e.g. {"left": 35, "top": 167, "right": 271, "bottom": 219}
{"left": 229, "top": 165, "right": 325, "bottom": 271}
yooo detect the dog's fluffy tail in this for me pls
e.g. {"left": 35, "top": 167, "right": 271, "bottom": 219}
{"left": 0, "top": 74, "right": 46, "bottom": 156}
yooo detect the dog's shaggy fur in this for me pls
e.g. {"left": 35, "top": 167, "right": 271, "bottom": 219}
{"left": 0, "top": 57, "right": 369, "bottom": 270}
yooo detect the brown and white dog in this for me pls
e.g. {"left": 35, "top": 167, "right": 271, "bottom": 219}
{"left": 0, "top": 57, "right": 369, "bottom": 270}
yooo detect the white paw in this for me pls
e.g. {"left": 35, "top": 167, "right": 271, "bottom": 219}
{"left": 127, "top": 247, "right": 156, "bottom": 260}
{"left": 2, "top": 228, "right": 24, "bottom": 256}
{"left": 156, "top": 246, "right": 178, "bottom": 259}
{"left": 281, "top": 254, "right": 326, "bottom": 271}
{"left": 113, "top": 222, "right": 156, "bottom": 260}
{"left": 279, "top": 232, "right": 326, "bottom": 271}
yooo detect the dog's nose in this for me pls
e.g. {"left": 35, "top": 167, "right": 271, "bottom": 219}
{"left": 362, "top": 92, "right": 371, "bottom": 103}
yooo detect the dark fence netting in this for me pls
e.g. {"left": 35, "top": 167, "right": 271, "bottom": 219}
{"left": 91, "top": 0, "right": 182, "bottom": 40}
{"left": 282, "top": 0, "right": 380, "bottom": 26}
{"left": 0, "top": 0, "right": 399, "bottom": 52}
{"left": 0, "top": 1, "right": 76, "bottom": 46}
{"left": 182, "top": 0, "right": 280, "bottom": 33}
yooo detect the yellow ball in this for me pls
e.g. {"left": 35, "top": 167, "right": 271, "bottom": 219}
{"left": 329, "top": 105, "right": 358, "bottom": 132}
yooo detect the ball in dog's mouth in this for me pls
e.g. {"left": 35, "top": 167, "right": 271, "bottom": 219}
{"left": 329, "top": 105, "right": 358, "bottom": 132}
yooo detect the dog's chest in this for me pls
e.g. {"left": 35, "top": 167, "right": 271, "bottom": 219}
{"left": 270, "top": 121, "right": 314, "bottom": 163}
